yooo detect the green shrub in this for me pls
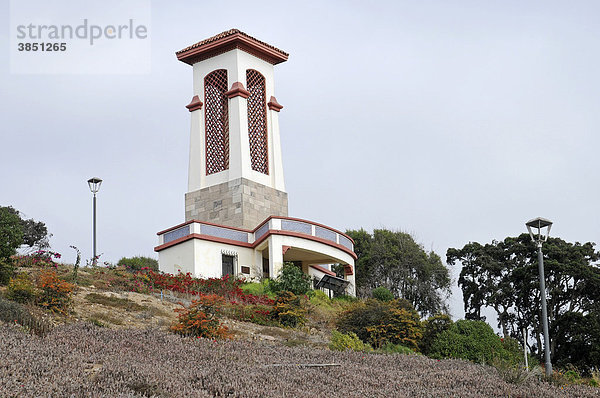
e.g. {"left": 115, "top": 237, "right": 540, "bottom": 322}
{"left": 241, "top": 280, "right": 276, "bottom": 299}
{"left": 491, "top": 356, "right": 531, "bottom": 385}
{"left": 309, "top": 289, "right": 332, "bottom": 307}
{"left": 329, "top": 330, "right": 371, "bottom": 352}
{"left": 271, "top": 290, "right": 306, "bottom": 328}
{"left": 0, "top": 259, "right": 16, "bottom": 286}
{"left": 337, "top": 298, "right": 423, "bottom": 349}
{"left": 378, "top": 342, "right": 417, "bottom": 355}
{"left": 590, "top": 369, "right": 600, "bottom": 387}
{"left": 372, "top": 286, "right": 394, "bottom": 302}
{"left": 420, "top": 314, "right": 453, "bottom": 355}
{"left": 428, "top": 320, "right": 509, "bottom": 365}
{"left": 332, "top": 294, "right": 358, "bottom": 303}
{"left": 269, "top": 262, "right": 312, "bottom": 296}
{"left": 0, "top": 297, "right": 50, "bottom": 335}
{"left": 6, "top": 273, "right": 36, "bottom": 303}
{"left": 498, "top": 336, "right": 528, "bottom": 366}
{"left": 118, "top": 256, "right": 159, "bottom": 272}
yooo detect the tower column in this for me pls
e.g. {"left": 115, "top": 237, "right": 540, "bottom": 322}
{"left": 226, "top": 82, "right": 251, "bottom": 182}
{"left": 268, "top": 235, "right": 284, "bottom": 279}
{"left": 186, "top": 96, "right": 205, "bottom": 193}
{"left": 268, "top": 96, "right": 285, "bottom": 191}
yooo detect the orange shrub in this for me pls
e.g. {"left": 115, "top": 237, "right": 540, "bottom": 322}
{"left": 36, "top": 270, "right": 74, "bottom": 314}
{"left": 170, "top": 294, "right": 230, "bottom": 339}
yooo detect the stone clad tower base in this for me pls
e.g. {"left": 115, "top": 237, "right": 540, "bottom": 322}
{"left": 185, "top": 178, "right": 288, "bottom": 229}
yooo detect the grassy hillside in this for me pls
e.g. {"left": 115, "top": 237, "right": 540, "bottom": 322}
{"left": 1, "top": 259, "right": 599, "bottom": 396}
{"left": 1, "top": 322, "right": 597, "bottom": 398}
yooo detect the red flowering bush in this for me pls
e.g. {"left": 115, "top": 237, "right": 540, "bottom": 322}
{"left": 170, "top": 294, "right": 231, "bottom": 339}
{"left": 13, "top": 250, "right": 61, "bottom": 268}
{"left": 147, "top": 271, "right": 273, "bottom": 305}
{"left": 225, "top": 303, "right": 276, "bottom": 326}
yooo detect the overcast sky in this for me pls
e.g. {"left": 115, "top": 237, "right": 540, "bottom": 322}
{"left": 2, "top": 0, "right": 599, "bottom": 319}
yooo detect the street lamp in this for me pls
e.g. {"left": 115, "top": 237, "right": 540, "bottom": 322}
{"left": 87, "top": 177, "right": 102, "bottom": 266}
{"left": 525, "top": 217, "right": 553, "bottom": 378}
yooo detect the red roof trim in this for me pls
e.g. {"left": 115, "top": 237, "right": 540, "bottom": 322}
{"left": 156, "top": 220, "right": 195, "bottom": 235}
{"left": 177, "top": 29, "right": 289, "bottom": 66}
{"left": 310, "top": 264, "right": 336, "bottom": 277}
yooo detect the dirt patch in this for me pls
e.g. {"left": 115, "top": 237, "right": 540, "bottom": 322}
{"left": 223, "top": 318, "right": 330, "bottom": 347}
{"left": 71, "top": 287, "right": 179, "bottom": 330}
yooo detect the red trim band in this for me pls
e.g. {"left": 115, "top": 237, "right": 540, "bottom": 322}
{"left": 310, "top": 264, "right": 336, "bottom": 277}
{"left": 155, "top": 229, "right": 357, "bottom": 260}
{"left": 158, "top": 215, "right": 355, "bottom": 247}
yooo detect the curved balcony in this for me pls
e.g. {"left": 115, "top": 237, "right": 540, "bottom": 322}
{"left": 155, "top": 216, "right": 355, "bottom": 258}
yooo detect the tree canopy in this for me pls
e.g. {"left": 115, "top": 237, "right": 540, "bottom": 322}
{"left": 0, "top": 207, "right": 23, "bottom": 260}
{"left": 0, "top": 206, "right": 50, "bottom": 259}
{"left": 346, "top": 228, "right": 451, "bottom": 317}
{"left": 447, "top": 234, "right": 600, "bottom": 373}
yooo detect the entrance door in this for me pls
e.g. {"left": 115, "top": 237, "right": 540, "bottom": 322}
{"left": 222, "top": 255, "right": 234, "bottom": 277}
{"left": 262, "top": 257, "right": 270, "bottom": 278}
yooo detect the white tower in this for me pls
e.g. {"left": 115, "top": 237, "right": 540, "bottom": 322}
{"left": 156, "top": 30, "right": 356, "bottom": 296}
{"left": 177, "top": 29, "right": 288, "bottom": 229}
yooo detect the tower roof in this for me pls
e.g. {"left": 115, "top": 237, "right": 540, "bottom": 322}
{"left": 176, "top": 29, "right": 289, "bottom": 66}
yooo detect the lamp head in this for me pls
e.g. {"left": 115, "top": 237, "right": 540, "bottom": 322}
{"left": 525, "top": 217, "right": 553, "bottom": 247}
{"left": 87, "top": 177, "right": 102, "bottom": 194}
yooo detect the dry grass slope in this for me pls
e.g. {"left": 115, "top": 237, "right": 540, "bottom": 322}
{"left": 1, "top": 323, "right": 597, "bottom": 398}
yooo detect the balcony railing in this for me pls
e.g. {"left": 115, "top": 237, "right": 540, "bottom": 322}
{"left": 159, "top": 217, "right": 354, "bottom": 252}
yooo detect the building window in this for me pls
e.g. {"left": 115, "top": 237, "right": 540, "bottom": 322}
{"left": 204, "top": 69, "right": 229, "bottom": 175}
{"left": 246, "top": 69, "right": 268, "bottom": 174}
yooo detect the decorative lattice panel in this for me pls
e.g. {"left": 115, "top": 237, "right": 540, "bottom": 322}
{"left": 204, "top": 69, "right": 229, "bottom": 174}
{"left": 246, "top": 69, "right": 269, "bottom": 174}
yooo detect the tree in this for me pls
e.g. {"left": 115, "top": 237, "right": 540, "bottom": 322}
{"left": 448, "top": 234, "right": 600, "bottom": 372}
{"left": 346, "top": 228, "right": 451, "bottom": 317}
{"left": 269, "top": 262, "right": 312, "bottom": 296}
{"left": 0, "top": 207, "right": 24, "bottom": 260}
{"left": 0, "top": 206, "right": 50, "bottom": 254}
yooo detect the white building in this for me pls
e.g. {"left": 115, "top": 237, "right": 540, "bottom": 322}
{"left": 155, "top": 29, "right": 356, "bottom": 295}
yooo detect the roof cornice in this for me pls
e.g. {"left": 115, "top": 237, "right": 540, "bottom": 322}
{"left": 176, "top": 29, "right": 289, "bottom": 66}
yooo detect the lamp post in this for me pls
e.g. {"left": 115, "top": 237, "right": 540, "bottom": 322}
{"left": 87, "top": 177, "right": 102, "bottom": 266}
{"left": 525, "top": 217, "right": 553, "bottom": 378}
